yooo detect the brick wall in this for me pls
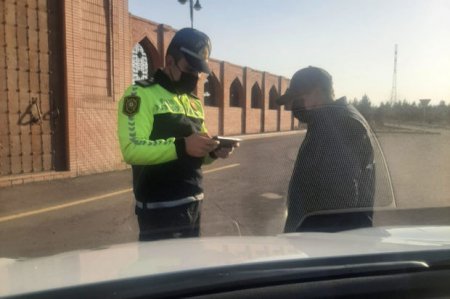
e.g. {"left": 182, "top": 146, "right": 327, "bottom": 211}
{"left": 279, "top": 76, "right": 294, "bottom": 131}
{"left": 264, "top": 72, "right": 281, "bottom": 132}
{"left": 222, "top": 62, "right": 245, "bottom": 135}
{"left": 245, "top": 68, "right": 264, "bottom": 134}
{"left": 65, "top": 0, "right": 130, "bottom": 176}
{"left": 128, "top": 20, "right": 294, "bottom": 137}
{"left": 1, "top": 0, "right": 296, "bottom": 186}
{"left": 199, "top": 59, "right": 222, "bottom": 136}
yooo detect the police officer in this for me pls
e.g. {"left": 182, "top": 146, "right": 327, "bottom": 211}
{"left": 276, "top": 66, "right": 376, "bottom": 232}
{"left": 118, "top": 28, "right": 236, "bottom": 241}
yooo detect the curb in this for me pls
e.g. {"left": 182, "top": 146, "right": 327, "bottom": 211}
{"left": 228, "top": 130, "right": 306, "bottom": 141}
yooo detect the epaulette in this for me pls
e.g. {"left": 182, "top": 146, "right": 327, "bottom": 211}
{"left": 189, "top": 93, "right": 199, "bottom": 100}
{"left": 134, "top": 77, "right": 155, "bottom": 87}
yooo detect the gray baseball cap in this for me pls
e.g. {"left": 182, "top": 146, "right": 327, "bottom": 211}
{"left": 276, "top": 66, "right": 332, "bottom": 105}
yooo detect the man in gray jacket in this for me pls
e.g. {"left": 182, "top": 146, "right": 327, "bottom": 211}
{"left": 277, "top": 66, "right": 375, "bottom": 232}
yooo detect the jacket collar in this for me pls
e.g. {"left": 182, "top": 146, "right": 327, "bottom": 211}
{"left": 153, "top": 69, "right": 177, "bottom": 94}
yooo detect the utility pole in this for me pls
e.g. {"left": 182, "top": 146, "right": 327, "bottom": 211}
{"left": 390, "top": 44, "right": 398, "bottom": 104}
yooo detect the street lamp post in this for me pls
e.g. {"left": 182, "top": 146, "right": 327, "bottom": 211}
{"left": 178, "top": 0, "right": 202, "bottom": 28}
{"left": 420, "top": 99, "right": 431, "bottom": 123}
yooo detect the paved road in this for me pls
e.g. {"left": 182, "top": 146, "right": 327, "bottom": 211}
{"left": 1, "top": 128, "right": 449, "bottom": 258}
{"left": 377, "top": 125, "right": 450, "bottom": 208}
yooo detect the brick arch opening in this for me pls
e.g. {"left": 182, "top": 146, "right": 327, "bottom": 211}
{"left": 251, "top": 82, "right": 263, "bottom": 109}
{"left": 269, "top": 86, "right": 279, "bottom": 110}
{"left": 204, "top": 73, "right": 221, "bottom": 107}
{"left": 132, "top": 37, "right": 162, "bottom": 82}
{"left": 230, "top": 78, "right": 244, "bottom": 108}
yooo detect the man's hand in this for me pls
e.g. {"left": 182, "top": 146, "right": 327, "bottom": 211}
{"left": 185, "top": 133, "right": 219, "bottom": 157}
{"left": 213, "top": 142, "right": 239, "bottom": 159}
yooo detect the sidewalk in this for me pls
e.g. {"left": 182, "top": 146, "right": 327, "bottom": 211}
{"left": 0, "top": 169, "right": 133, "bottom": 219}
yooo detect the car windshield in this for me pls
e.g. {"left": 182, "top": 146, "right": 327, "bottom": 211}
{"left": 1, "top": 0, "right": 450, "bottom": 294}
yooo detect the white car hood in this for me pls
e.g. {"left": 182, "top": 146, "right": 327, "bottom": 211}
{"left": 1, "top": 226, "right": 450, "bottom": 297}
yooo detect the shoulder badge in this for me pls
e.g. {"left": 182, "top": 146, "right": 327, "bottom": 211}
{"left": 135, "top": 78, "right": 155, "bottom": 88}
{"left": 123, "top": 95, "right": 141, "bottom": 116}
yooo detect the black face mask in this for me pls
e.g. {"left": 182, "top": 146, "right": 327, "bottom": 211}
{"left": 173, "top": 65, "right": 199, "bottom": 94}
{"left": 293, "top": 109, "right": 312, "bottom": 123}
{"left": 292, "top": 98, "right": 312, "bottom": 123}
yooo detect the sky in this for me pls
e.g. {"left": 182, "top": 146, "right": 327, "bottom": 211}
{"left": 128, "top": 0, "right": 450, "bottom": 105}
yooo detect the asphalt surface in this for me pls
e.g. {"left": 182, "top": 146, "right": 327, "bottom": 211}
{"left": 1, "top": 126, "right": 450, "bottom": 258}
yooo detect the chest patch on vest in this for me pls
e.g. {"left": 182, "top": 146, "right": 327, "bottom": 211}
{"left": 123, "top": 95, "right": 141, "bottom": 116}
{"left": 190, "top": 100, "right": 198, "bottom": 111}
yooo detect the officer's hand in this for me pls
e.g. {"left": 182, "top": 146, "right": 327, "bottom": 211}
{"left": 185, "top": 133, "right": 219, "bottom": 157}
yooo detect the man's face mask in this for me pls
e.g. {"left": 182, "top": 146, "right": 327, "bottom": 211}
{"left": 291, "top": 89, "right": 323, "bottom": 123}
{"left": 173, "top": 63, "right": 199, "bottom": 94}
{"left": 291, "top": 95, "right": 311, "bottom": 123}
{"left": 293, "top": 108, "right": 313, "bottom": 123}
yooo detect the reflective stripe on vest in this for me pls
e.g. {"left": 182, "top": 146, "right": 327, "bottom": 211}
{"left": 136, "top": 193, "right": 204, "bottom": 209}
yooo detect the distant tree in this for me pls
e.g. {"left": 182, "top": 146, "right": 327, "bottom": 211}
{"left": 350, "top": 95, "right": 449, "bottom": 126}
{"left": 435, "top": 101, "right": 448, "bottom": 123}
{"left": 373, "top": 101, "right": 386, "bottom": 125}
{"left": 354, "top": 94, "right": 372, "bottom": 121}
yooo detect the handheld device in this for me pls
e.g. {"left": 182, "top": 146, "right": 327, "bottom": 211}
{"left": 213, "top": 136, "right": 241, "bottom": 148}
